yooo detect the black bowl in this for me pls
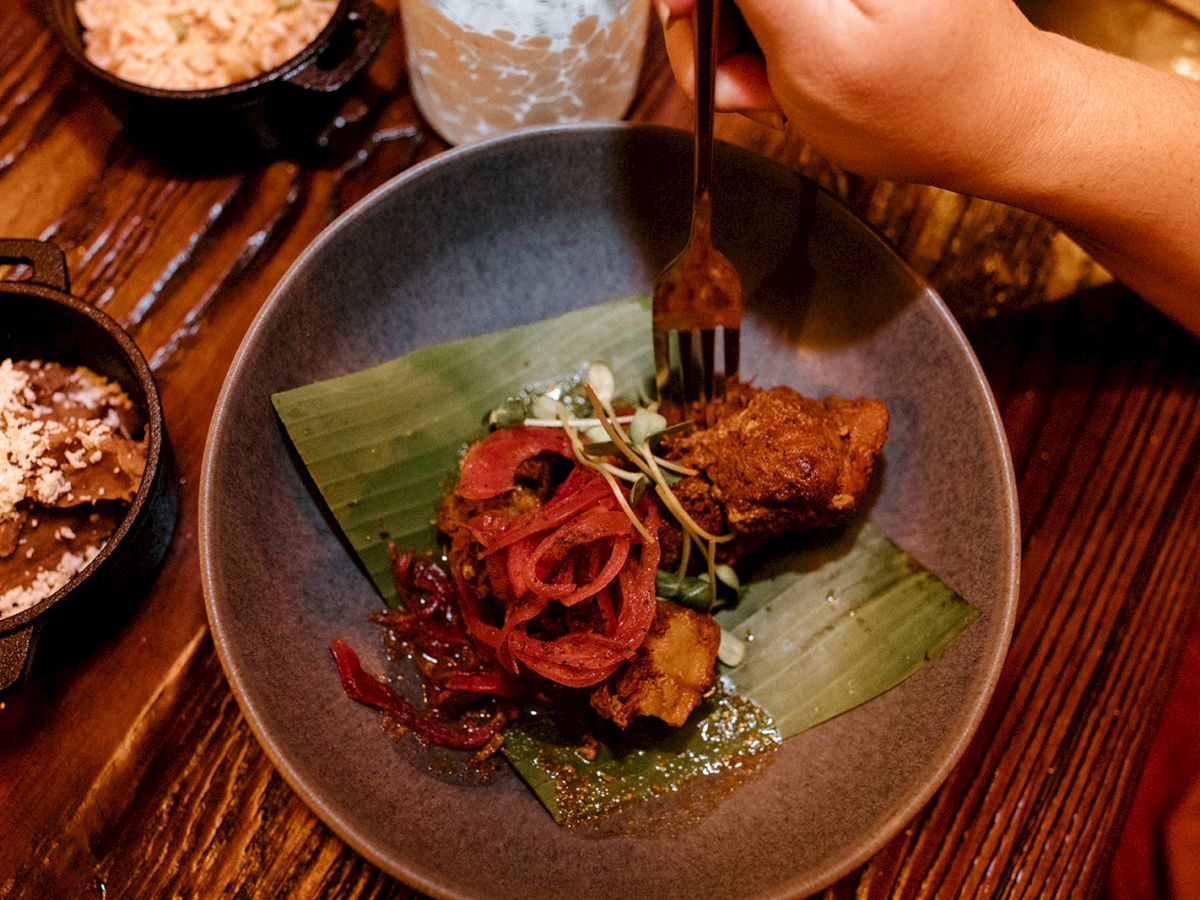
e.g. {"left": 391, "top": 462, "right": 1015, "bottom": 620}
{"left": 45, "top": 0, "right": 392, "bottom": 166}
{"left": 0, "top": 238, "right": 178, "bottom": 692}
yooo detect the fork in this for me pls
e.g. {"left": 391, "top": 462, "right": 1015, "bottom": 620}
{"left": 652, "top": 0, "right": 743, "bottom": 418}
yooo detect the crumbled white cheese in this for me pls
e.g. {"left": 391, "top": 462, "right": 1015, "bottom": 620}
{"left": 1, "top": 361, "right": 75, "bottom": 517}
{"left": 32, "top": 467, "right": 70, "bottom": 506}
{"left": 1, "top": 359, "right": 144, "bottom": 620}
{"left": 64, "top": 448, "right": 89, "bottom": 470}
{"left": 78, "top": 418, "right": 113, "bottom": 450}
{"left": 68, "top": 367, "right": 130, "bottom": 411}
{"left": 0, "top": 545, "right": 100, "bottom": 617}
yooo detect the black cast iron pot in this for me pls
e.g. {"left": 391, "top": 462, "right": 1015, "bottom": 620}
{"left": 45, "top": 0, "right": 393, "bottom": 166}
{"left": 0, "top": 238, "right": 178, "bottom": 692}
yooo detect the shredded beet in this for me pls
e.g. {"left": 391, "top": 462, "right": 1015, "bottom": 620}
{"left": 456, "top": 426, "right": 572, "bottom": 500}
{"left": 331, "top": 424, "right": 662, "bottom": 758}
{"left": 330, "top": 640, "right": 505, "bottom": 750}
{"left": 452, "top": 428, "right": 662, "bottom": 688}
{"left": 330, "top": 542, "right": 521, "bottom": 758}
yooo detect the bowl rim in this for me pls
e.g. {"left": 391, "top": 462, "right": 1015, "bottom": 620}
{"left": 0, "top": 279, "right": 166, "bottom": 633}
{"left": 49, "top": 0, "right": 354, "bottom": 100}
{"left": 199, "top": 121, "right": 1021, "bottom": 898}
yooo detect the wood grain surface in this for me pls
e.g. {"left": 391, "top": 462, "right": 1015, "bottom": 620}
{"left": 1, "top": 0, "right": 1198, "bottom": 897}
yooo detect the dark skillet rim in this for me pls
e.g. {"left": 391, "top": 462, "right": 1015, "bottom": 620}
{"left": 0, "top": 280, "right": 165, "bottom": 634}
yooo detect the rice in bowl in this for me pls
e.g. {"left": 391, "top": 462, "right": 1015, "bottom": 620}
{"left": 75, "top": 0, "right": 339, "bottom": 91}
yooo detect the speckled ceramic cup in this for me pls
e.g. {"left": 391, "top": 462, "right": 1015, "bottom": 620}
{"left": 402, "top": 0, "right": 650, "bottom": 144}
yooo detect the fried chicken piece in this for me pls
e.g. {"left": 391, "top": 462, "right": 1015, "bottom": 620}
{"left": 589, "top": 600, "right": 721, "bottom": 728}
{"left": 663, "top": 383, "right": 888, "bottom": 564}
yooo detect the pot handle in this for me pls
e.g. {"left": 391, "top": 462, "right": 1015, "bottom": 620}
{"left": 284, "top": 0, "right": 392, "bottom": 94}
{"left": 0, "top": 624, "right": 38, "bottom": 693}
{"left": 0, "top": 238, "right": 70, "bottom": 293}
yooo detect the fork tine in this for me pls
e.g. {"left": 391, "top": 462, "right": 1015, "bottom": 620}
{"left": 653, "top": 327, "right": 672, "bottom": 408}
{"left": 681, "top": 328, "right": 705, "bottom": 405}
{"left": 651, "top": 0, "right": 741, "bottom": 420}
{"left": 653, "top": 322, "right": 739, "bottom": 421}
{"left": 718, "top": 324, "right": 739, "bottom": 404}
{"left": 698, "top": 327, "right": 716, "bottom": 404}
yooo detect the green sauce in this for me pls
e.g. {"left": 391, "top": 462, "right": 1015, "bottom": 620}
{"left": 502, "top": 682, "right": 781, "bottom": 826}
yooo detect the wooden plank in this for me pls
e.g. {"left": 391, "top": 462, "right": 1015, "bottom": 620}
{"left": 0, "top": 3, "right": 1197, "bottom": 898}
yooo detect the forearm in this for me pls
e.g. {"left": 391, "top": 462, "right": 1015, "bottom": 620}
{"left": 657, "top": 0, "right": 1200, "bottom": 336}
{"left": 958, "top": 30, "right": 1200, "bottom": 335}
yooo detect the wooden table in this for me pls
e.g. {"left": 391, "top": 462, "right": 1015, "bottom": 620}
{"left": 2, "top": 1, "right": 1198, "bottom": 896}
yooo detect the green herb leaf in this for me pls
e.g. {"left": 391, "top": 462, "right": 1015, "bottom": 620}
{"left": 629, "top": 474, "right": 649, "bottom": 507}
{"left": 627, "top": 408, "right": 667, "bottom": 445}
{"left": 647, "top": 420, "right": 695, "bottom": 443}
{"left": 581, "top": 439, "right": 619, "bottom": 456}
{"left": 655, "top": 570, "right": 721, "bottom": 610}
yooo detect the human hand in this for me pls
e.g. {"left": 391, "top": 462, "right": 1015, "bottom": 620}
{"left": 657, "top": 0, "right": 1057, "bottom": 187}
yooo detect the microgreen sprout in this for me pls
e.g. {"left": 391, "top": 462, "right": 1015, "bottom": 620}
{"left": 714, "top": 564, "right": 740, "bottom": 592}
{"left": 531, "top": 395, "right": 569, "bottom": 421}
{"left": 577, "top": 384, "right": 732, "bottom": 608}
{"left": 582, "top": 424, "right": 609, "bottom": 444}
{"left": 627, "top": 408, "right": 667, "bottom": 445}
{"left": 487, "top": 398, "right": 526, "bottom": 428}
{"left": 585, "top": 361, "right": 615, "bottom": 408}
{"left": 718, "top": 628, "right": 746, "bottom": 667}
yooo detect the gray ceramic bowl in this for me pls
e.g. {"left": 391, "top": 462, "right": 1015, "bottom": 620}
{"left": 201, "top": 123, "right": 1019, "bottom": 899}
{"left": 0, "top": 238, "right": 178, "bottom": 691}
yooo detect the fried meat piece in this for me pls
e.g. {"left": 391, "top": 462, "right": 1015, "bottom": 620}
{"left": 589, "top": 600, "right": 721, "bottom": 728}
{"left": 436, "top": 450, "right": 567, "bottom": 544}
{"left": 437, "top": 454, "right": 562, "bottom": 599}
{"left": 663, "top": 383, "right": 888, "bottom": 563}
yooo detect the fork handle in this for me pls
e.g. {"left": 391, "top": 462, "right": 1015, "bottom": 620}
{"left": 691, "top": 0, "right": 718, "bottom": 236}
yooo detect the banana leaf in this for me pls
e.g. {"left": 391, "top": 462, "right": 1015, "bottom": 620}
{"left": 273, "top": 297, "right": 979, "bottom": 824}
{"left": 272, "top": 297, "right": 654, "bottom": 606}
{"left": 716, "top": 522, "right": 979, "bottom": 739}
{"left": 501, "top": 690, "right": 782, "bottom": 826}
{"left": 498, "top": 523, "right": 977, "bottom": 823}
